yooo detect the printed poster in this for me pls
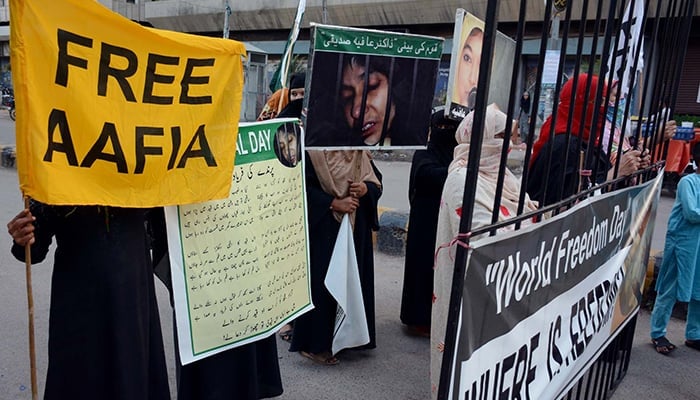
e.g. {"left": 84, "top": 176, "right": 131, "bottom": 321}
{"left": 445, "top": 10, "right": 516, "bottom": 120}
{"left": 165, "top": 119, "right": 312, "bottom": 364}
{"left": 304, "top": 24, "right": 443, "bottom": 149}
{"left": 441, "top": 172, "right": 662, "bottom": 399}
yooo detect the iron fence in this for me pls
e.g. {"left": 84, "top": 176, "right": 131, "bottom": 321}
{"left": 439, "top": 0, "right": 695, "bottom": 399}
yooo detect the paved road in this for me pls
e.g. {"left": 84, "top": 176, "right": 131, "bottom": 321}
{"left": 1, "top": 128, "right": 698, "bottom": 399}
{"left": 0, "top": 111, "right": 14, "bottom": 146}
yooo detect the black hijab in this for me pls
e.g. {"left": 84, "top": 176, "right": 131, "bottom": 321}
{"left": 427, "top": 111, "right": 459, "bottom": 166}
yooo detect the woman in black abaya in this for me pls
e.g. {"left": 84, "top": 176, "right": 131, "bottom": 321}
{"left": 289, "top": 150, "right": 382, "bottom": 365}
{"left": 399, "top": 111, "right": 458, "bottom": 337}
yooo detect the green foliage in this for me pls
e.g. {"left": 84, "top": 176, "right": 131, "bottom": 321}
{"left": 578, "top": 57, "right": 602, "bottom": 76}
{"left": 673, "top": 114, "right": 700, "bottom": 128}
{"left": 268, "top": 55, "right": 307, "bottom": 92}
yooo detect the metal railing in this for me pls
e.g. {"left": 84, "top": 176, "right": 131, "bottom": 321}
{"left": 438, "top": 0, "right": 695, "bottom": 399}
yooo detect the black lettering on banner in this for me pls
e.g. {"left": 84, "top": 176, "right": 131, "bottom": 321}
{"left": 44, "top": 109, "right": 78, "bottom": 166}
{"left": 568, "top": 269, "right": 623, "bottom": 362}
{"left": 55, "top": 29, "right": 216, "bottom": 105}
{"left": 547, "top": 315, "right": 564, "bottom": 380}
{"left": 168, "top": 126, "right": 182, "bottom": 170}
{"left": 177, "top": 124, "right": 217, "bottom": 168}
{"left": 464, "top": 333, "right": 539, "bottom": 400}
{"left": 612, "top": 16, "right": 637, "bottom": 80}
{"left": 98, "top": 43, "right": 138, "bottom": 101}
{"left": 180, "top": 58, "right": 215, "bottom": 104}
{"left": 79, "top": 122, "right": 128, "bottom": 173}
{"left": 135, "top": 126, "right": 164, "bottom": 174}
{"left": 55, "top": 29, "right": 92, "bottom": 87}
{"left": 143, "top": 53, "right": 179, "bottom": 104}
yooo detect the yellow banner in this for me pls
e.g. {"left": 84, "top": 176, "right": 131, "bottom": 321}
{"left": 10, "top": 0, "right": 246, "bottom": 206}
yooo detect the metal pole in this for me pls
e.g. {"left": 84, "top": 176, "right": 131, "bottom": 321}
{"left": 223, "top": 0, "right": 231, "bottom": 39}
{"left": 322, "top": 0, "right": 328, "bottom": 24}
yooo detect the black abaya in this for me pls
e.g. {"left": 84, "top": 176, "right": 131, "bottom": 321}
{"left": 400, "top": 150, "right": 450, "bottom": 327}
{"left": 11, "top": 203, "right": 169, "bottom": 400}
{"left": 176, "top": 335, "right": 283, "bottom": 400}
{"left": 289, "top": 158, "right": 382, "bottom": 354}
{"left": 400, "top": 112, "right": 457, "bottom": 328}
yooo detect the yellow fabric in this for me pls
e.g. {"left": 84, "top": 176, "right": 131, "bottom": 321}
{"left": 10, "top": 0, "right": 246, "bottom": 206}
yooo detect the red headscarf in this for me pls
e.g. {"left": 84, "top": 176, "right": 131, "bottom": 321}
{"left": 531, "top": 74, "right": 607, "bottom": 164}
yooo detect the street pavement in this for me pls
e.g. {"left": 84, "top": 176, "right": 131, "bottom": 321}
{"left": 1, "top": 114, "right": 699, "bottom": 399}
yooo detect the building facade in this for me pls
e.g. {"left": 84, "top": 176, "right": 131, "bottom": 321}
{"left": 1, "top": 1, "right": 699, "bottom": 115}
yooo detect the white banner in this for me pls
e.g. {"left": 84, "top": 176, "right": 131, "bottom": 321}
{"left": 442, "top": 171, "right": 663, "bottom": 399}
{"left": 607, "top": 0, "right": 645, "bottom": 98}
{"left": 324, "top": 214, "right": 370, "bottom": 355}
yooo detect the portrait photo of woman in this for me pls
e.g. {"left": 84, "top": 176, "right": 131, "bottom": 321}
{"left": 305, "top": 51, "right": 438, "bottom": 149}
{"left": 273, "top": 121, "right": 302, "bottom": 167}
{"left": 446, "top": 11, "right": 485, "bottom": 119}
{"left": 454, "top": 26, "right": 483, "bottom": 109}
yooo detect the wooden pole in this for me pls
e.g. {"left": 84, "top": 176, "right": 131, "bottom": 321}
{"left": 23, "top": 196, "right": 38, "bottom": 400}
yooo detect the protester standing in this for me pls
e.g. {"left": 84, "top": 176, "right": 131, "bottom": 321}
{"left": 519, "top": 91, "right": 531, "bottom": 145}
{"left": 650, "top": 143, "right": 700, "bottom": 355}
{"left": 527, "top": 74, "right": 646, "bottom": 206}
{"left": 290, "top": 150, "right": 382, "bottom": 365}
{"left": 430, "top": 104, "right": 538, "bottom": 399}
{"left": 400, "top": 111, "right": 458, "bottom": 337}
{"left": 7, "top": 203, "right": 170, "bottom": 400}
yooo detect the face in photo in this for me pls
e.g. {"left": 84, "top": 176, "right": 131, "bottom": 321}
{"left": 455, "top": 27, "right": 483, "bottom": 109}
{"left": 341, "top": 57, "right": 396, "bottom": 145}
{"left": 274, "top": 123, "right": 300, "bottom": 167}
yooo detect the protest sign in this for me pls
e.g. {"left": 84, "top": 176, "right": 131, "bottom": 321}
{"left": 440, "top": 172, "right": 661, "bottom": 399}
{"left": 606, "top": 0, "right": 645, "bottom": 99}
{"left": 10, "top": 0, "right": 245, "bottom": 206}
{"left": 165, "top": 119, "right": 312, "bottom": 365}
{"left": 445, "top": 10, "right": 516, "bottom": 120}
{"left": 304, "top": 24, "right": 443, "bottom": 149}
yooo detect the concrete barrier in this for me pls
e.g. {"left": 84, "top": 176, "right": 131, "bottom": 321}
{"left": 376, "top": 209, "right": 409, "bottom": 256}
{"left": 1, "top": 145, "right": 15, "bottom": 168}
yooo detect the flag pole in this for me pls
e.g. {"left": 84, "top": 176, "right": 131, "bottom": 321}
{"left": 322, "top": 0, "right": 328, "bottom": 24}
{"left": 272, "top": 0, "right": 306, "bottom": 114}
{"left": 223, "top": 0, "right": 231, "bottom": 39}
{"left": 23, "top": 196, "right": 38, "bottom": 400}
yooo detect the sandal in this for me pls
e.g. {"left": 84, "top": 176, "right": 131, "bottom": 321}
{"left": 300, "top": 351, "right": 339, "bottom": 366}
{"left": 406, "top": 325, "right": 431, "bottom": 338}
{"left": 651, "top": 336, "right": 676, "bottom": 355}
{"left": 278, "top": 324, "right": 293, "bottom": 343}
{"left": 685, "top": 339, "right": 700, "bottom": 351}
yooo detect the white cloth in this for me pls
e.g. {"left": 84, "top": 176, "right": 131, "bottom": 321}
{"left": 324, "top": 214, "right": 370, "bottom": 355}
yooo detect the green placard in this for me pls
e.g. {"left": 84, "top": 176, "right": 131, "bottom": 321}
{"left": 235, "top": 118, "right": 300, "bottom": 165}
{"left": 313, "top": 25, "right": 443, "bottom": 60}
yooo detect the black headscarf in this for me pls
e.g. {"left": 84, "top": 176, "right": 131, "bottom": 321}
{"left": 427, "top": 111, "right": 459, "bottom": 166}
{"left": 279, "top": 72, "right": 306, "bottom": 118}
{"left": 407, "top": 111, "right": 458, "bottom": 205}
{"left": 288, "top": 72, "right": 306, "bottom": 103}
{"left": 277, "top": 99, "right": 303, "bottom": 118}
{"left": 289, "top": 72, "right": 305, "bottom": 90}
